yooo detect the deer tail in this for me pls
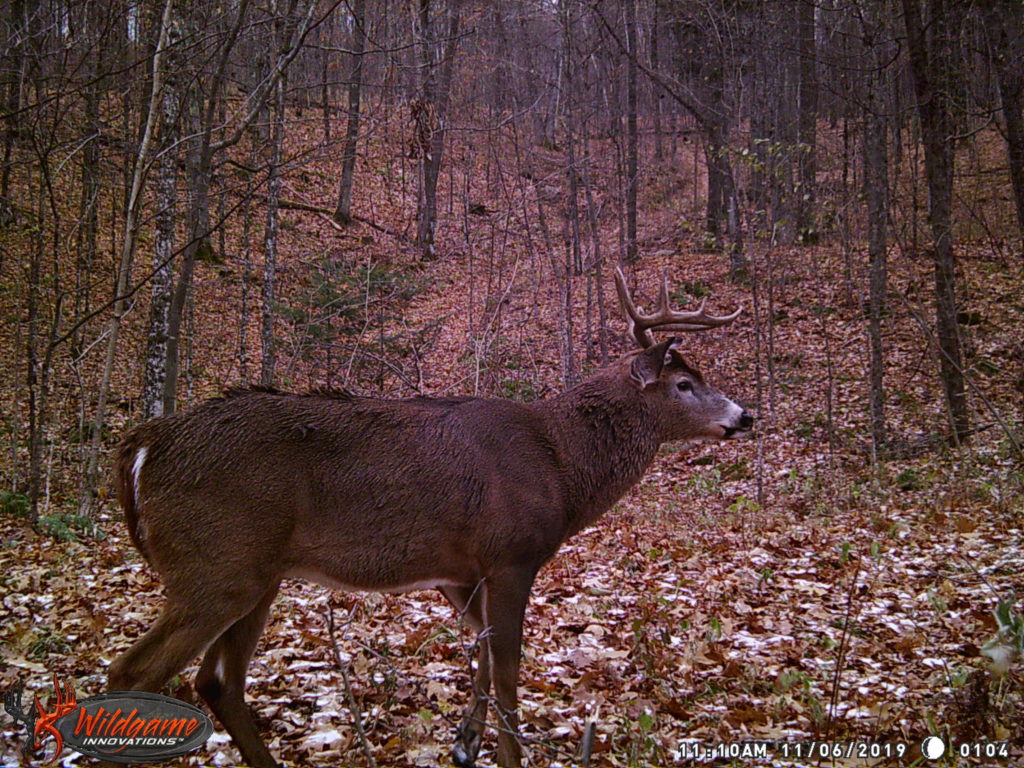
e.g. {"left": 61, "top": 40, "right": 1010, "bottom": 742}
{"left": 115, "top": 431, "right": 151, "bottom": 562}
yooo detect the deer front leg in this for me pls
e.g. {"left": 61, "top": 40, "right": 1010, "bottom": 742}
{"left": 485, "top": 569, "right": 534, "bottom": 768}
{"left": 453, "top": 638, "right": 491, "bottom": 767}
{"left": 440, "top": 584, "right": 490, "bottom": 768}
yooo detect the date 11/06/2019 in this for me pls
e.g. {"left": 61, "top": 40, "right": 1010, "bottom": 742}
{"left": 672, "top": 738, "right": 1011, "bottom": 762}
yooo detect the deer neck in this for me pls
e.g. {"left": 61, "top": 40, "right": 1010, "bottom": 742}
{"left": 537, "top": 373, "right": 662, "bottom": 537}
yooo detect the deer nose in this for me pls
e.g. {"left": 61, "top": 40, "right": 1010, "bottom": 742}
{"left": 739, "top": 412, "right": 754, "bottom": 430}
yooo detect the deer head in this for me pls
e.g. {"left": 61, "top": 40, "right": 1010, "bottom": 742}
{"left": 109, "top": 266, "right": 750, "bottom": 768}
{"left": 616, "top": 266, "right": 752, "bottom": 443}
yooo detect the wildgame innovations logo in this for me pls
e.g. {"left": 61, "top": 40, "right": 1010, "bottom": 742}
{"left": 4, "top": 674, "right": 213, "bottom": 764}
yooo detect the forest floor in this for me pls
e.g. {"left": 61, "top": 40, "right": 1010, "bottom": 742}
{"left": 2, "top": 124, "right": 1024, "bottom": 767}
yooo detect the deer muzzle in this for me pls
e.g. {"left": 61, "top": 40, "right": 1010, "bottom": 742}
{"left": 721, "top": 409, "right": 754, "bottom": 439}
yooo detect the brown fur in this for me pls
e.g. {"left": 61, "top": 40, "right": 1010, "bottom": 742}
{"left": 109, "top": 339, "right": 750, "bottom": 768}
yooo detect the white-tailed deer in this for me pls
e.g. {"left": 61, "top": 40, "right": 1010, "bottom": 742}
{"left": 109, "top": 267, "right": 752, "bottom": 768}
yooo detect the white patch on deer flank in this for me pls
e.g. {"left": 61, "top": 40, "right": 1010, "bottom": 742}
{"left": 132, "top": 446, "right": 148, "bottom": 506}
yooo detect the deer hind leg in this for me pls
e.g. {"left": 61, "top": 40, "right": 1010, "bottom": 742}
{"left": 108, "top": 583, "right": 278, "bottom": 762}
{"left": 108, "top": 595, "right": 254, "bottom": 693}
{"left": 195, "top": 581, "right": 281, "bottom": 768}
{"left": 486, "top": 569, "right": 534, "bottom": 768}
{"left": 440, "top": 583, "right": 491, "bottom": 768}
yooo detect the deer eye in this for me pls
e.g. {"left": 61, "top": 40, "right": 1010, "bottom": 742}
{"left": 677, "top": 380, "right": 692, "bottom": 393}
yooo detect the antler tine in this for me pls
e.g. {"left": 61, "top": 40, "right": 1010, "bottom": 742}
{"left": 615, "top": 266, "right": 742, "bottom": 348}
{"left": 614, "top": 266, "right": 655, "bottom": 348}
{"left": 647, "top": 302, "right": 743, "bottom": 333}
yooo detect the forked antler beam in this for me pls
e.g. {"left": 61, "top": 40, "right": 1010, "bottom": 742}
{"left": 614, "top": 266, "right": 742, "bottom": 348}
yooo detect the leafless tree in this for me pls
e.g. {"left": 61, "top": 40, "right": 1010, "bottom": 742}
{"left": 981, "top": 0, "right": 1024, "bottom": 248}
{"left": 902, "top": 0, "right": 970, "bottom": 441}
{"left": 858, "top": 1, "right": 893, "bottom": 452}
{"left": 334, "top": 0, "right": 367, "bottom": 226}
{"left": 142, "top": 10, "right": 184, "bottom": 420}
{"left": 414, "top": 0, "right": 461, "bottom": 259}
{"left": 81, "top": 0, "right": 177, "bottom": 516}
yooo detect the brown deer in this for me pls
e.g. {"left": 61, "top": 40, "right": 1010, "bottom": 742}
{"left": 109, "top": 268, "right": 752, "bottom": 768}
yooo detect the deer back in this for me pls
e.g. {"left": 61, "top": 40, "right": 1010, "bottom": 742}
{"left": 117, "top": 387, "right": 575, "bottom": 594}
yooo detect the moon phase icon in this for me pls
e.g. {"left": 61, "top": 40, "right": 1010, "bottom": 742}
{"left": 922, "top": 736, "right": 945, "bottom": 760}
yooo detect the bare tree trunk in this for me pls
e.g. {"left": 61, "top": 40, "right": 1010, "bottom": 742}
{"left": 142, "top": 16, "right": 182, "bottom": 419}
{"left": 72, "top": 0, "right": 101, "bottom": 357}
{"left": 262, "top": 79, "right": 285, "bottom": 387}
{"left": 862, "top": 11, "right": 889, "bottom": 452}
{"left": 26, "top": 177, "right": 43, "bottom": 524}
{"left": 997, "top": 73, "right": 1024, "bottom": 251}
{"left": 624, "top": 0, "right": 638, "bottom": 264}
{"left": 319, "top": 21, "right": 331, "bottom": 143}
{"left": 239, "top": 146, "right": 255, "bottom": 380}
{"left": 163, "top": 0, "right": 313, "bottom": 410}
{"left": 772, "top": 7, "right": 798, "bottom": 247}
{"left": 650, "top": 1, "right": 663, "bottom": 161}
{"left": 163, "top": 111, "right": 210, "bottom": 413}
{"left": 983, "top": 0, "right": 1024, "bottom": 249}
{"left": 560, "top": 0, "right": 581, "bottom": 385}
{"left": 163, "top": 3, "right": 248, "bottom": 413}
{"left": 701, "top": 33, "right": 735, "bottom": 253}
{"left": 796, "top": 0, "right": 818, "bottom": 237}
{"left": 704, "top": 130, "right": 727, "bottom": 245}
{"left": 0, "top": 0, "right": 25, "bottom": 203}
{"left": 728, "top": 192, "right": 746, "bottom": 280}
{"left": 750, "top": 35, "right": 770, "bottom": 236}
{"left": 415, "top": 0, "right": 460, "bottom": 259}
{"left": 81, "top": 0, "right": 175, "bottom": 515}
{"left": 902, "top": 0, "right": 969, "bottom": 442}
{"left": 334, "top": 0, "right": 366, "bottom": 225}
{"left": 581, "top": 147, "right": 609, "bottom": 364}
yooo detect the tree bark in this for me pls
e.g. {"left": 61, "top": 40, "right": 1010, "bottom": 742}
{"left": 26, "top": 177, "right": 42, "bottom": 524}
{"left": 703, "top": 83, "right": 728, "bottom": 243}
{"left": 862, "top": 9, "right": 889, "bottom": 452}
{"left": 74, "top": 0, "right": 101, "bottom": 355}
{"left": 983, "top": 0, "right": 1024, "bottom": 250}
{"left": 262, "top": 78, "right": 285, "bottom": 387}
{"left": 1, "top": 0, "right": 25, "bottom": 202}
{"left": 797, "top": 0, "right": 818, "bottom": 237}
{"left": 81, "top": 0, "right": 175, "bottom": 515}
{"left": 650, "top": 0, "right": 663, "bottom": 161}
{"left": 902, "top": 0, "right": 969, "bottom": 441}
{"left": 771, "top": 4, "right": 799, "bottom": 246}
{"left": 334, "top": 0, "right": 366, "bottom": 225}
{"left": 559, "top": 0, "right": 581, "bottom": 385}
{"left": 624, "top": 0, "right": 639, "bottom": 263}
{"left": 142, "top": 14, "right": 182, "bottom": 420}
{"left": 415, "top": 0, "right": 461, "bottom": 259}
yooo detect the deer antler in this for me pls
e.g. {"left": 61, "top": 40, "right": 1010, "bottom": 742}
{"left": 614, "top": 266, "right": 741, "bottom": 348}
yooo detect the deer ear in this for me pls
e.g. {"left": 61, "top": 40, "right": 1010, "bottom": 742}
{"left": 630, "top": 337, "right": 679, "bottom": 389}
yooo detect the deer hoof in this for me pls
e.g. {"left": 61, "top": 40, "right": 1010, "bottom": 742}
{"left": 452, "top": 729, "right": 481, "bottom": 768}
{"left": 451, "top": 743, "right": 476, "bottom": 768}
